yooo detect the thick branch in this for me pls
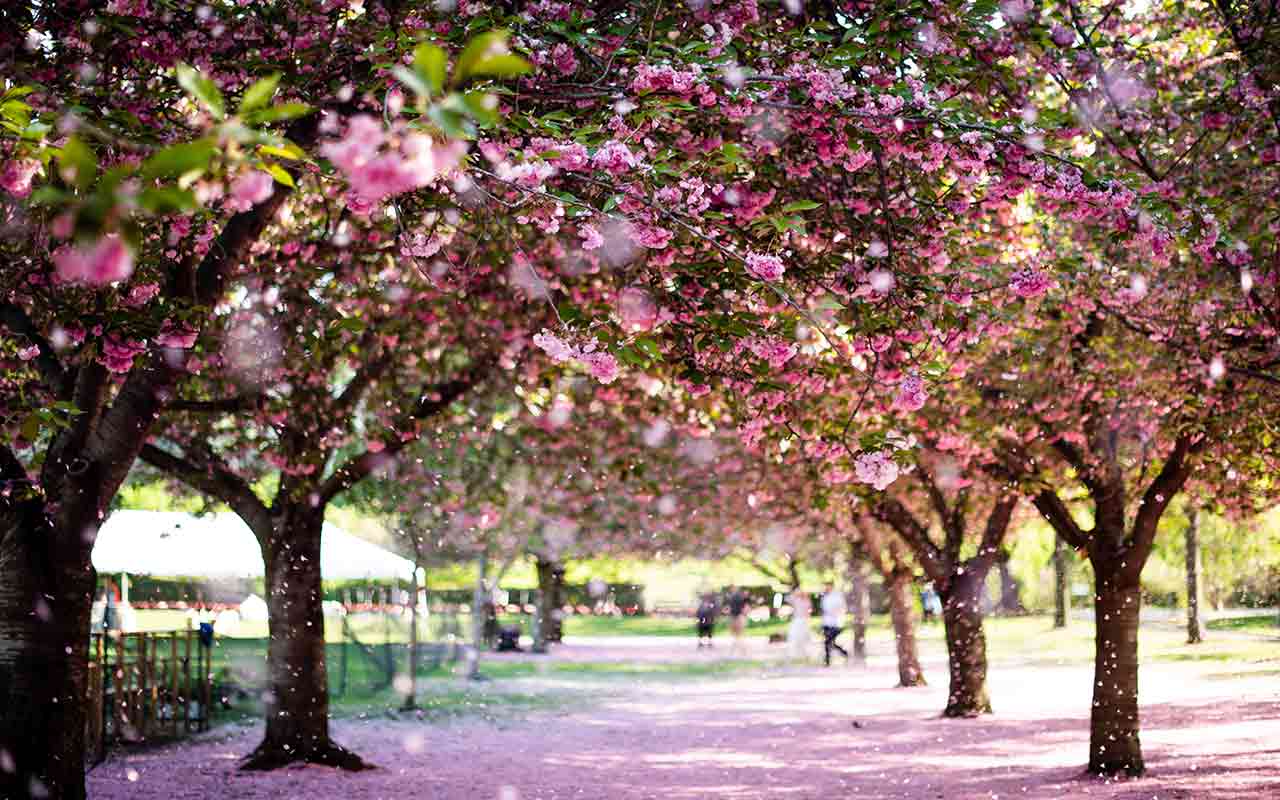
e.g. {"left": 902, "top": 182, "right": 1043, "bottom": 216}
{"left": 317, "top": 361, "right": 492, "bottom": 504}
{"left": 170, "top": 394, "right": 265, "bottom": 414}
{"left": 1127, "top": 433, "right": 1201, "bottom": 576}
{"left": 872, "top": 497, "right": 949, "bottom": 584}
{"left": 140, "top": 442, "right": 269, "bottom": 532}
{"left": 0, "top": 302, "right": 67, "bottom": 393}
{"left": 1031, "top": 488, "right": 1090, "bottom": 551}
{"left": 976, "top": 496, "right": 1018, "bottom": 566}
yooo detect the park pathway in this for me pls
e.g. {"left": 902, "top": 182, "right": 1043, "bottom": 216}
{"left": 89, "top": 637, "right": 1280, "bottom": 800}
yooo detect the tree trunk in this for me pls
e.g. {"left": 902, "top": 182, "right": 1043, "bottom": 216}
{"left": 468, "top": 551, "right": 488, "bottom": 680}
{"left": 1088, "top": 565, "right": 1144, "bottom": 776}
{"left": 535, "top": 556, "right": 564, "bottom": 644}
{"left": 1185, "top": 508, "right": 1202, "bottom": 645}
{"left": 847, "top": 555, "right": 869, "bottom": 665}
{"left": 242, "top": 509, "right": 367, "bottom": 771}
{"left": 995, "top": 551, "right": 1025, "bottom": 615}
{"left": 1053, "top": 535, "right": 1070, "bottom": 628}
{"left": 939, "top": 564, "right": 992, "bottom": 717}
{"left": 402, "top": 563, "right": 420, "bottom": 710}
{"left": 886, "top": 569, "right": 926, "bottom": 687}
{"left": 0, "top": 501, "right": 96, "bottom": 800}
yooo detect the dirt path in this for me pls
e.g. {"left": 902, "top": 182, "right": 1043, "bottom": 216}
{"left": 88, "top": 639, "right": 1280, "bottom": 800}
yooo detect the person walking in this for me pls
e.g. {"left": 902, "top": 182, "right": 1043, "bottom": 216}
{"left": 695, "top": 592, "right": 718, "bottom": 649}
{"left": 726, "top": 584, "right": 748, "bottom": 656}
{"left": 820, "top": 582, "right": 849, "bottom": 666}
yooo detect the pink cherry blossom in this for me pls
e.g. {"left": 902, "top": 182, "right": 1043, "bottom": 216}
{"left": 54, "top": 235, "right": 135, "bottom": 286}
{"left": 854, "top": 451, "right": 900, "bottom": 491}
{"left": 747, "top": 337, "right": 798, "bottom": 369}
{"left": 17, "top": 344, "right": 40, "bottom": 361}
{"left": 550, "top": 43, "right": 578, "bottom": 75}
{"left": 124, "top": 282, "right": 161, "bottom": 308}
{"left": 0, "top": 159, "right": 40, "bottom": 198}
{"left": 617, "top": 286, "right": 658, "bottom": 331}
{"left": 580, "top": 224, "right": 604, "bottom": 251}
{"left": 1008, "top": 266, "right": 1052, "bottom": 298}
{"left": 580, "top": 350, "right": 619, "bottom": 384}
{"left": 229, "top": 170, "right": 275, "bottom": 212}
{"left": 631, "top": 225, "right": 673, "bottom": 249}
{"left": 591, "top": 140, "right": 639, "bottom": 175}
{"left": 744, "top": 251, "right": 785, "bottom": 281}
{"left": 532, "top": 329, "right": 577, "bottom": 363}
{"left": 98, "top": 336, "right": 147, "bottom": 373}
{"left": 155, "top": 321, "right": 198, "bottom": 349}
{"left": 893, "top": 374, "right": 927, "bottom": 412}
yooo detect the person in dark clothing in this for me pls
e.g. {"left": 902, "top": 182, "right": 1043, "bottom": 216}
{"left": 695, "top": 593, "right": 718, "bottom": 648}
{"left": 821, "top": 582, "right": 849, "bottom": 666}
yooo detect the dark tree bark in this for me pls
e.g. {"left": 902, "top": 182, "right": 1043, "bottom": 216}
{"left": 242, "top": 505, "right": 368, "bottom": 771}
{"left": 1089, "top": 562, "right": 1144, "bottom": 776}
{"left": 849, "top": 517, "right": 926, "bottom": 688}
{"left": 885, "top": 566, "right": 926, "bottom": 687}
{"left": 846, "top": 549, "right": 869, "bottom": 665}
{"left": 874, "top": 490, "right": 1016, "bottom": 716}
{"left": 1053, "top": 535, "right": 1071, "bottom": 629}
{"left": 535, "top": 556, "right": 565, "bottom": 645}
{"left": 1185, "top": 508, "right": 1203, "bottom": 645}
{"left": 939, "top": 568, "right": 992, "bottom": 716}
{"left": 1026, "top": 428, "right": 1200, "bottom": 777}
{"left": 402, "top": 561, "right": 420, "bottom": 710}
{"left": 0, "top": 496, "right": 96, "bottom": 800}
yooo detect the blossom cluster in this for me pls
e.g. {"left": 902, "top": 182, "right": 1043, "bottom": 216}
{"left": 532, "top": 329, "right": 620, "bottom": 384}
{"left": 320, "top": 115, "right": 466, "bottom": 215}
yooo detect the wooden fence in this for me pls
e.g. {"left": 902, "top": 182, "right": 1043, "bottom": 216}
{"left": 87, "top": 630, "right": 213, "bottom": 760}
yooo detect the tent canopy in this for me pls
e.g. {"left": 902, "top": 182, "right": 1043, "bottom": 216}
{"left": 92, "top": 510, "right": 413, "bottom": 581}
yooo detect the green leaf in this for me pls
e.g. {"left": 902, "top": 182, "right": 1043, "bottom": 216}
{"left": 140, "top": 139, "right": 216, "bottom": 181}
{"left": 137, "top": 186, "right": 198, "bottom": 214}
{"left": 455, "top": 30, "right": 518, "bottom": 83}
{"left": 392, "top": 65, "right": 431, "bottom": 98}
{"left": 58, "top": 137, "right": 97, "bottom": 191}
{"left": 261, "top": 161, "right": 294, "bottom": 187}
{"left": 239, "top": 72, "right": 281, "bottom": 114}
{"left": 414, "top": 43, "right": 448, "bottom": 96}
{"left": 462, "top": 91, "right": 499, "bottom": 126}
{"left": 242, "top": 102, "right": 312, "bottom": 125}
{"left": 175, "top": 63, "right": 225, "bottom": 119}
{"left": 469, "top": 53, "right": 533, "bottom": 79}
{"left": 781, "top": 199, "right": 821, "bottom": 212}
{"left": 257, "top": 140, "right": 307, "bottom": 161}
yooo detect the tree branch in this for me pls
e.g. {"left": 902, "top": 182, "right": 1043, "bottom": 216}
{"left": 316, "top": 358, "right": 494, "bottom": 504}
{"left": 170, "top": 394, "right": 265, "bottom": 414}
{"left": 0, "top": 302, "right": 67, "bottom": 393}
{"left": 1030, "top": 488, "right": 1090, "bottom": 551}
{"left": 872, "top": 497, "right": 949, "bottom": 584}
{"left": 1127, "top": 433, "right": 1201, "bottom": 576}
{"left": 140, "top": 442, "right": 269, "bottom": 532}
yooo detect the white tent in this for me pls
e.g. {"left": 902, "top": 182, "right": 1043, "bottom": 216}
{"left": 92, "top": 510, "right": 413, "bottom": 581}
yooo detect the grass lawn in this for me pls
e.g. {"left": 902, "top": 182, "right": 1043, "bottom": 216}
{"left": 1206, "top": 613, "right": 1280, "bottom": 632}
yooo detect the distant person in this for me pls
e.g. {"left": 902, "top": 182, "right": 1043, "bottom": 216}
{"left": 695, "top": 593, "right": 718, "bottom": 648}
{"left": 785, "top": 590, "right": 811, "bottom": 662}
{"left": 821, "top": 582, "right": 849, "bottom": 666}
{"left": 726, "top": 585, "right": 748, "bottom": 655}
{"left": 922, "top": 583, "right": 942, "bottom": 621}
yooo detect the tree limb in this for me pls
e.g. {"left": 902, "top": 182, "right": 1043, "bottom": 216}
{"left": 1030, "top": 488, "right": 1090, "bottom": 551}
{"left": 140, "top": 442, "right": 270, "bottom": 532}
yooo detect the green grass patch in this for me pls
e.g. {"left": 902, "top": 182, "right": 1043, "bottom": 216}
{"left": 1206, "top": 614, "right": 1279, "bottom": 632}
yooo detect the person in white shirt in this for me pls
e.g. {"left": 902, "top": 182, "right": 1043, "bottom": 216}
{"left": 820, "top": 582, "right": 848, "bottom": 666}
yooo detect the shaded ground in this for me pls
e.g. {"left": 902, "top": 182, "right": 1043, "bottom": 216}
{"left": 89, "top": 634, "right": 1280, "bottom": 800}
